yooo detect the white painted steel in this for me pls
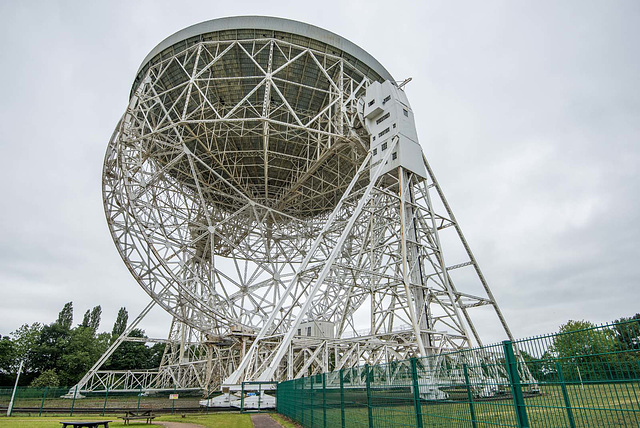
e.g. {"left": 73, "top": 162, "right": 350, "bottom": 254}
{"left": 83, "top": 16, "right": 520, "bottom": 394}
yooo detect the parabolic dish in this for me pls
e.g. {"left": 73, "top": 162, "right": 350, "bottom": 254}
{"left": 103, "top": 16, "right": 392, "bottom": 331}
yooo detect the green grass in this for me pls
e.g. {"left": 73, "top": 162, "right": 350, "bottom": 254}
{"left": 271, "top": 413, "right": 300, "bottom": 427}
{"left": 159, "top": 413, "right": 253, "bottom": 427}
{"left": 278, "top": 382, "right": 640, "bottom": 427}
{"left": 0, "top": 413, "right": 253, "bottom": 428}
{"left": 0, "top": 416, "right": 128, "bottom": 428}
{"left": 4, "top": 381, "right": 639, "bottom": 427}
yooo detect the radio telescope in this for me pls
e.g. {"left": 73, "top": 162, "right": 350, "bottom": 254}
{"left": 78, "top": 16, "right": 519, "bottom": 396}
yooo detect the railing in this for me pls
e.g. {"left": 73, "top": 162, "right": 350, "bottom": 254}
{"left": 0, "top": 387, "right": 209, "bottom": 416}
{"left": 277, "top": 319, "right": 640, "bottom": 427}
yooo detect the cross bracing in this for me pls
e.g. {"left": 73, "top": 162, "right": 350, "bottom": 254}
{"left": 84, "top": 18, "right": 528, "bottom": 395}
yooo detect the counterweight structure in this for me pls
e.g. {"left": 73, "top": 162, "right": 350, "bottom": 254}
{"left": 80, "top": 16, "right": 521, "bottom": 396}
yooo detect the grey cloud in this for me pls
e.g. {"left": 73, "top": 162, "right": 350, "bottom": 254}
{"left": 0, "top": 0, "right": 638, "bottom": 345}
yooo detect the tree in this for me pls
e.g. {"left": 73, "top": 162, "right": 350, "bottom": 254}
{"left": 30, "top": 322, "right": 71, "bottom": 375}
{"left": 608, "top": 314, "right": 640, "bottom": 379}
{"left": 105, "top": 329, "right": 155, "bottom": 370}
{"left": 88, "top": 306, "right": 102, "bottom": 334}
{"left": 111, "top": 307, "right": 128, "bottom": 340}
{"left": 613, "top": 314, "right": 640, "bottom": 351}
{"left": 81, "top": 310, "right": 91, "bottom": 328}
{"left": 10, "top": 323, "right": 43, "bottom": 384}
{"left": 551, "top": 320, "right": 616, "bottom": 381}
{"left": 56, "top": 302, "right": 73, "bottom": 329}
{"left": 149, "top": 342, "right": 166, "bottom": 368}
{"left": 518, "top": 349, "right": 552, "bottom": 383}
{"left": 0, "top": 335, "right": 17, "bottom": 385}
{"left": 30, "top": 369, "right": 60, "bottom": 387}
{"left": 3, "top": 305, "right": 159, "bottom": 386}
{"left": 57, "top": 327, "right": 109, "bottom": 386}
{"left": 80, "top": 306, "right": 102, "bottom": 334}
{"left": 0, "top": 335, "right": 16, "bottom": 371}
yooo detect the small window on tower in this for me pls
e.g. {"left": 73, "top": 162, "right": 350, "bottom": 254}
{"left": 376, "top": 112, "right": 390, "bottom": 125}
{"left": 382, "top": 142, "right": 388, "bottom": 151}
{"left": 403, "top": 109, "right": 409, "bottom": 117}
{"left": 393, "top": 123, "right": 397, "bottom": 128}
{"left": 373, "top": 148, "right": 377, "bottom": 156}
{"left": 297, "top": 329, "right": 301, "bottom": 336}
{"left": 307, "top": 327, "right": 312, "bottom": 336}
{"left": 392, "top": 152, "right": 397, "bottom": 160}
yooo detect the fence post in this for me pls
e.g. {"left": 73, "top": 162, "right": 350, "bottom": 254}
{"left": 241, "top": 382, "right": 245, "bottom": 413}
{"left": 137, "top": 385, "right": 142, "bottom": 413}
{"left": 503, "top": 341, "right": 529, "bottom": 428}
{"left": 293, "top": 380, "right": 297, "bottom": 422}
{"left": 171, "top": 386, "right": 176, "bottom": 414}
{"left": 556, "top": 362, "right": 576, "bottom": 428}
{"left": 102, "top": 386, "right": 109, "bottom": 416}
{"left": 70, "top": 385, "right": 78, "bottom": 416}
{"left": 322, "top": 373, "right": 327, "bottom": 428}
{"left": 206, "top": 384, "right": 210, "bottom": 414}
{"left": 365, "top": 364, "right": 374, "bottom": 428}
{"left": 39, "top": 387, "right": 48, "bottom": 417}
{"left": 339, "top": 369, "right": 345, "bottom": 428}
{"left": 311, "top": 375, "right": 315, "bottom": 428}
{"left": 410, "top": 358, "right": 424, "bottom": 428}
{"left": 462, "top": 364, "right": 478, "bottom": 428}
{"left": 301, "top": 379, "right": 305, "bottom": 426}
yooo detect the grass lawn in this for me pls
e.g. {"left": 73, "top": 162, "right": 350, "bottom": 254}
{"left": 279, "top": 382, "right": 640, "bottom": 427}
{"left": 159, "top": 413, "right": 253, "bottom": 427}
{"left": 0, "top": 412, "right": 254, "bottom": 428}
{"left": 0, "top": 416, "right": 127, "bottom": 428}
{"left": 271, "top": 413, "right": 299, "bottom": 427}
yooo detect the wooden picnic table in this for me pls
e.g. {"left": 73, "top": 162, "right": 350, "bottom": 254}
{"left": 59, "top": 421, "right": 112, "bottom": 428}
{"left": 120, "top": 410, "right": 156, "bottom": 425}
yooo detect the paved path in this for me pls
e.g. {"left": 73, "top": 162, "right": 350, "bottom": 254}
{"left": 251, "top": 413, "right": 282, "bottom": 428}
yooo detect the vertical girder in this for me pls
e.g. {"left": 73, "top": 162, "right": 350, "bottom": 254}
{"left": 94, "top": 23, "right": 522, "bottom": 395}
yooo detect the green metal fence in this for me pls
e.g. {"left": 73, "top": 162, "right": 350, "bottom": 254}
{"left": 276, "top": 320, "right": 640, "bottom": 427}
{"left": 0, "top": 386, "right": 206, "bottom": 415}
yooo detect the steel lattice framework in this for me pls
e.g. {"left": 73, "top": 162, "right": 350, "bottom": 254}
{"left": 79, "top": 17, "right": 521, "bottom": 395}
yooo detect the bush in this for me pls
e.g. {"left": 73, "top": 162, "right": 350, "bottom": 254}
{"left": 30, "top": 369, "right": 60, "bottom": 387}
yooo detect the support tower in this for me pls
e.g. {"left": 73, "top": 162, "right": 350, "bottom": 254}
{"left": 82, "top": 16, "right": 517, "bottom": 396}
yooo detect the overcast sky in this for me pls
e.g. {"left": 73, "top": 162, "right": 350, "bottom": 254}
{"left": 0, "top": 0, "right": 638, "bottom": 345}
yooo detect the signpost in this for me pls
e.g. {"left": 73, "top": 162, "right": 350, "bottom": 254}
{"left": 169, "top": 391, "right": 178, "bottom": 414}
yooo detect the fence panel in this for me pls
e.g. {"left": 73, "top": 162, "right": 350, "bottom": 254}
{"left": 368, "top": 359, "right": 416, "bottom": 427}
{"left": 0, "top": 387, "right": 205, "bottom": 415}
{"left": 2, "top": 321, "right": 639, "bottom": 424}
{"left": 277, "top": 320, "right": 640, "bottom": 427}
{"left": 515, "top": 320, "right": 640, "bottom": 427}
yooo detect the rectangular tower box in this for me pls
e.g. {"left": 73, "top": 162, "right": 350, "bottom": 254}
{"left": 363, "top": 80, "right": 426, "bottom": 180}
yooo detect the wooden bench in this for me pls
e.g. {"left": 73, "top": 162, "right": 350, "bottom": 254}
{"left": 59, "top": 421, "right": 112, "bottom": 428}
{"left": 120, "top": 410, "right": 156, "bottom": 425}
